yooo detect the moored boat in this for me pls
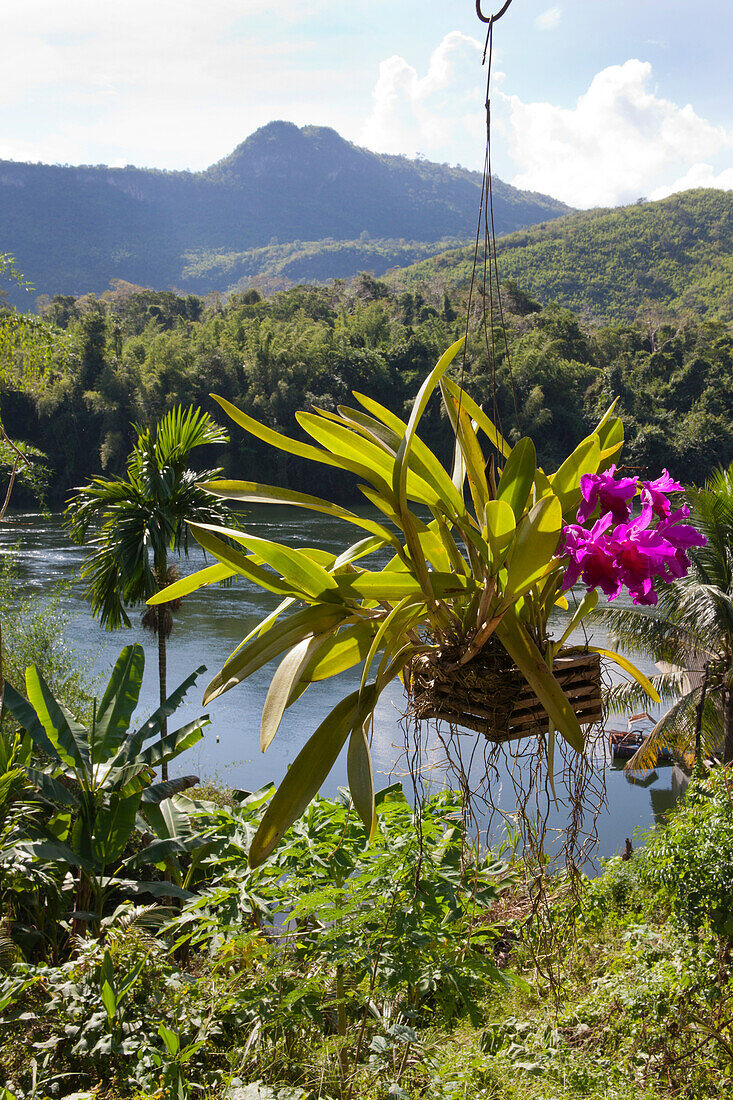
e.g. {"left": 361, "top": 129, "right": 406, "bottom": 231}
{"left": 608, "top": 712, "right": 673, "bottom": 763}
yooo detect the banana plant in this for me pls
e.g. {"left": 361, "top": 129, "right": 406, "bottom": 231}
{"left": 149, "top": 338, "right": 658, "bottom": 866}
{"left": 2, "top": 644, "right": 209, "bottom": 926}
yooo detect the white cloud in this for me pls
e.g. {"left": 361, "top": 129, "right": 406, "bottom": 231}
{"left": 535, "top": 6, "right": 562, "bottom": 31}
{"left": 651, "top": 163, "right": 733, "bottom": 200}
{"left": 359, "top": 31, "right": 485, "bottom": 162}
{"left": 0, "top": 0, "right": 342, "bottom": 169}
{"left": 504, "top": 59, "right": 733, "bottom": 207}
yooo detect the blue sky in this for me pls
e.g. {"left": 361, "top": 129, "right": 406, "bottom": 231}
{"left": 0, "top": 0, "right": 731, "bottom": 208}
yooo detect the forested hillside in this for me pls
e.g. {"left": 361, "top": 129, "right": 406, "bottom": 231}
{"left": 390, "top": 189, "right": 733, "bottom": 322}
{"left": 0, "top": 121, "right": 570, "bottom": 302}
{"left": 2, "top": 272, "right": 731, "bottom": 505}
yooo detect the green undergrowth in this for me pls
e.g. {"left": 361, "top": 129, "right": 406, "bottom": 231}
{"left": 2, "top": 774, "right": 733, "bottom": 1100}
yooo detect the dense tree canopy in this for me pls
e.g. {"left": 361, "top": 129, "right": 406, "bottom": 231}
{"left": 0, "top": 273, "right": 731, "bottom": 505}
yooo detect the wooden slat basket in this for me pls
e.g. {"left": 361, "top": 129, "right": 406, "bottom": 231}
{"left": 408, "top": 645, "right": 602, "bottom": 743}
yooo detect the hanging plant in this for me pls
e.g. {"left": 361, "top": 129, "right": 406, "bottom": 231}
{"left": 149, "top": 337, "right": 701, "bottom": 865}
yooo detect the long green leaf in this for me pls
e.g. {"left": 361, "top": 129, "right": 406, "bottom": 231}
{"left": 334, "top": 569, "right": 471, "bottom": 603}
{"left": 596, "top": 417, "right": 624, "bottom": 472}
{"left": 2, "top": 681, "right": 58, "bottom": 760}
{"left": 441, "top": 376, "right": 511, "bottom": 458}
{"left": 93, "top": 790, "right": 142, "bottom": 867}
{"left": 296, "top": 412, "right": 398, "bottom": 495}
{"left": 484, "top": 500, "right": 516, "bottom": 573}
{"left": 441, "top": 389, "right": 491, "bottom": 522}
{"left": 581, "top": 645, "right": 661, "bottom": 703}
{"left": 186, "top": 524, "right": 299, "bottom": 598}
{"left": 496, "top": 615, "right": 584, "bottom": 752}
{"left": 298, "top": 621, "right": 379, "bottom": 685}
{"left": 348, "top": 396, "right": 469, "bottom": 521}
{"left": 497, "top": 438, "right": 536, "bottom": 520}
{"left": 138, "top": 718, "right": 209, "bottom": 768}
{"left": 347, "top": 723, "right": 376, "bottom": 840}
{"left": 25, "top": 666, "right": 90, "bottom": 775}
{"left": 146, "top": 562, "right": 235, "bottom": 605}
{"left": 261, "top": 633, "right": 333, "bottom": 752}
{"left": 359, "top": 596, "right": 415, "bottom": 697}
{"left": 502, "top": 495, "right": 562, "bottom": 603}
{"left": 111, "top": 877, "right": 193, "bottom": 900}
{"left": 249, "top": 685, "right": 379, "bottom": 867}
{"left": 202, "top": 479, "right": 399, "bottom": 548}
{"left": 549, "top": 436, "right": 601, "bottom": 518}
{"left": 299, "top": 411, "right": 441, "bottom": 507}
{"left": 141, "top": 774, "right": 201, "bottom": 804}
{"left": 394, "top": 336, "right": 465, "bottom": 510}
{"left": 392, "top": 340, "right": 465, "bottom": 600}
{"left": 125, "top": 834, "right": 207, "bottom": 868}
{"left": 23, "top": 838, "right": 96, "bottom": 872}
{"left": 333, "top": 535, "right": 388, "bottom": 569}
{"left": 93, "top": 645, "right": 144, "bottom": 759}
{"left": 193, "top": 524, "right": 341, "bottom": 601}
{"left": 25, "top": 767, "right": 80, "bottom": 810}
{"left": 211, "top": 393, "right": 343, "bottom": 470}
{"left": 116, "top": 665, "right": 207, "bottom": 763}
{"left": 204, "top": 603, "right": 352, "bottom": 704}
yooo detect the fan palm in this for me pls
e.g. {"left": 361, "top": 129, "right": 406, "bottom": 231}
{"left": 66, "top": 406, "right": 240, "bottom": 779}
{"left": 598, "top": 462, "right": 733, "bottom": 770}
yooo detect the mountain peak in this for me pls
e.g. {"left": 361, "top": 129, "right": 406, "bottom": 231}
{"left": 0, "top": 120, "right": 572, "bottom": 299}
{"left": 206, "top": 121, "right": 356, "bottom": 181}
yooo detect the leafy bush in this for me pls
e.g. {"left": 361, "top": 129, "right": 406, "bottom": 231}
{"left": 639, "top": 771, "right": 733, "bottom": 937}
{"left": 0, "top": 786, "right": 517, "bottom": 1099}
{"left": 0, "top": 551, "right": 90, "bottom": 718}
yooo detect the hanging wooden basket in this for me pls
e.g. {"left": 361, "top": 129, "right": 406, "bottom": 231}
{"left": 407, "top": 642, "right": 602, "bottom": 743}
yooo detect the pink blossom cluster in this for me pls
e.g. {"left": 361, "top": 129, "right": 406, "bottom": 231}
{"left": 561, "top": 467, "right": 706, "bottom": 606}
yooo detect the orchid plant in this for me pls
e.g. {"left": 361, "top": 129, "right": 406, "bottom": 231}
{"left": 148, "top": 338, "right": 696, "bottom": 865}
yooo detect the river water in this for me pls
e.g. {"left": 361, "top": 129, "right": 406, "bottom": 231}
{"left": 2, "top": 508, "right": 685, "bottom": 861}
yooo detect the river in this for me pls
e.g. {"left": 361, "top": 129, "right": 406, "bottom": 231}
{"left": 2, "top": 507, "right": 685, "bottom": 861}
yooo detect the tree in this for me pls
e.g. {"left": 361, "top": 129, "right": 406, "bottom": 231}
{"left": 599, "top": 462, "right": 733, "bottom": 768}
{"left": 66, "top": 406, "right": 240, "bottom": 779}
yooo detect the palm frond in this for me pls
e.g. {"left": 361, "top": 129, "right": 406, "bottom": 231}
{"left": 66, "top": 406, "right": 238, "bottom": 630}
{"left": 605, "top": 671, "right": 683, "bottom": 715}
{"left": 624, "top": 685, "right": 722, "bottom": 773}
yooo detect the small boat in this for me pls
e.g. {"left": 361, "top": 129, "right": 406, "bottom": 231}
{"left": 608, "top": 712, "right": 673, "bottom": 763}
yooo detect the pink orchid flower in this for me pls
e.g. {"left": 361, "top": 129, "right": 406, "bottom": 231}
{"left": 640, "top": 469, "right": 684, "bottom": 518}
{"left": 576, "top": 465, "right": 638, "bottom": 525}
{"left": 561, "top": 515, "right": 622, "bottom": 599}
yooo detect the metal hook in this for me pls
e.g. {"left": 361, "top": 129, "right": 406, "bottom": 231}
{"left": 475, "top": 0, "right": 514, "bottom": 24}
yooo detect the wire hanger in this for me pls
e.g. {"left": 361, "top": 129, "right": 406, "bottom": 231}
{"left": 475, "top": 0, "right": 514, "bottom": 25}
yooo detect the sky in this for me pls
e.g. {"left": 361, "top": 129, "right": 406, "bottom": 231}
{"left": 0, "top": 0, "right": 731, "bottom": 209}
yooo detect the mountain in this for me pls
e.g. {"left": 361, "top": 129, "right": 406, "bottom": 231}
{"left": 387, "top": 188, "right": 733, "bottom": 322}
{"left": 0, "top": 122, "right": 571, "bottom": 302}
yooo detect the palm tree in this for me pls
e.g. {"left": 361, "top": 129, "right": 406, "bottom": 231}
{"left": 597, "top": 462, "right": 733, "bottom": 771}
{"left": 67, "top": 406, "right": 240, "bottom": 779}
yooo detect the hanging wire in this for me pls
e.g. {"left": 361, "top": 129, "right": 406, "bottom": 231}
{"left": 403, "top": 0, "right": 609, "bottom": 917}
{"left": 455, "top": 0, "right": 521, "bottom": 480}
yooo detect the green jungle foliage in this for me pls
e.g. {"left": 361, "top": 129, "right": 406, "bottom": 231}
{"left": 390, "top": 188, "right": 733, "bottom": 323}
{"left": 180, "top": 235, "right": 472, "bottom": 298}
{"left": 0, "top": 121, "right": 569, "bottom": 302}
{"left": 0, "top": 552, "right": 90, "bottom": 718}
{"left": 2, "top": 272, "right": 731, "bottom": 506}
{"left": 2, "top": 722, "right": 733, "bottom": 1100}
